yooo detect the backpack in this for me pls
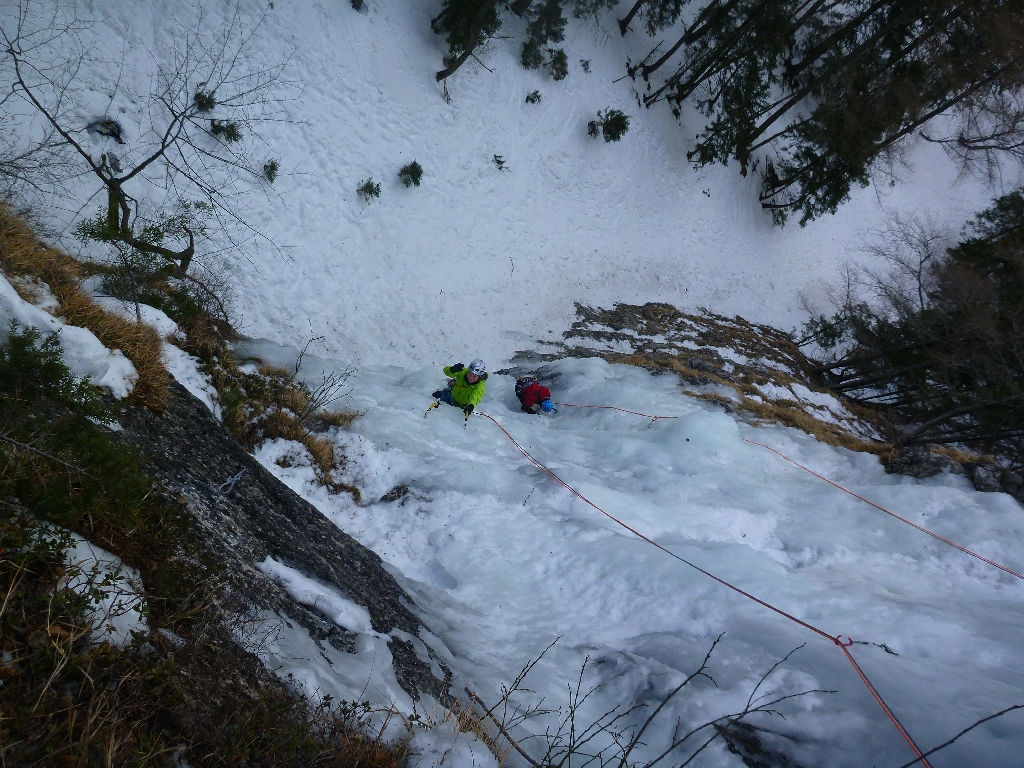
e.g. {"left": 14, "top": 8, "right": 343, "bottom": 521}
{"left": 515, "top": 376, "right": 537, "bottom": 401}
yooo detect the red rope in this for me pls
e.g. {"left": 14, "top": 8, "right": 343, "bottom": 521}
{"left": 552, "top": 402, "right": 678, "bottom": 423}
{"left": 743, "top": 438, "right": 1024, "bottom": 581}
{"left": 554, "top": 404, "right": 1020, "bottom": 579}
{"left": 476, "top": 411, "right": 932, "bottom": 766}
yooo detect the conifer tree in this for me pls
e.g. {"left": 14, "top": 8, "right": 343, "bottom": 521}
{"left": 635, "top": 0, "right": 1024, "bottom": 225}
{"left": 521, "top": 0, "right": 569, "bottom": 79}
{"left": 806, "top": 191, "right": 1024, "bottom": 463}
{"left": 432, "top": 0, "right": 503, "bottom": 80}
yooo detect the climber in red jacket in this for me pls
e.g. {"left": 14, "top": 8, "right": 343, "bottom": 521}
{"left": 515, "top": 376, "right": 554, "bottom": 414}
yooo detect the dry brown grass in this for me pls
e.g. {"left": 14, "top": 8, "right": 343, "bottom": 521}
{"left": 315, "top": 408, "right": 362, "bottom": 429}
{"left": 209, "top": 360, "right": 362, "bottom": 500}
{"left": 930, "top": 444, "right": 993, "bottom": 465}
{"left": 611, "top": 349, "right": 893, "bottom": 455}
{"left": 548, "top": 302, "right": 904, "bottom": 456}
{"left": 401, "top": 692, "right": 513, "bottom": 767}
{"left": 614, "top": 353, "right": 737, "bottom": 389}
{"left": 0, "top": 205, "right": 168, "bottom": 411}
{"left": 0, "top": 514, "right": 406, "bottom": 768}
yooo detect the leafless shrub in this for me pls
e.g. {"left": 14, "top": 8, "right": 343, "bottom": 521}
{"left": 461, "top": 636, "right": 831, "bottom": 768}
{"left": 925, "top": 88, "right": 1024, "bottom": 186}
{"left": 1, "top": 0, "right": 292, "bottom": 274}
{"left": 858, "top": 212, "right": 954, "bottom": 316}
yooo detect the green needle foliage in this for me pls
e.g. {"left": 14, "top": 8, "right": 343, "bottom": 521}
{"left": 264, "top": 158, "right": 280, "bottom": 183}
{"left": 399, "top": 160, "right": 424, "bottom": 187}
{"left": 636, "top": 0, "right": 1024, "bottom": 225}
{"left": 431, "top": 0, "right": 503, "bottom": 62}
{"left": 357, "top": 177, "right": 382, "bottom": 201}
{"left": 588, "top": 109, "right": 630, "bottom": 142}
{"left": 193, "top": 89, "right": 217, "bottom": 113}
{"left": 548, "top": 48, "right": 569, "bottom": 80}
{"left": 209, "top": 119, "right": 243, "bottom": 143}
{"left": 0, "top": 322, "right": 147, "bottom": 531}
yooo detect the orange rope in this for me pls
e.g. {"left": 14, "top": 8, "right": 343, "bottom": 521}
{"left": 743, "top": 438, "right": 1024, "bottom": 581}
{"left": 835, "top": 639, "right": 932, "bottom": 761}
{"left": 476, "top": 411, "right": 932, "bottom": 766}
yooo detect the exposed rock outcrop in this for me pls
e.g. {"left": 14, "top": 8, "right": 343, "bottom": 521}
{"left": 883, "top": 448, "right": 964, "bottom": 479}
{"left": 508, "top": 301, "right": 882, "bottom": 450}
{"left": 114, "top": 379, "right": 447, "bottom": 701}
{"left": 884, "top": 447, "right": 1024, "bottom": 502}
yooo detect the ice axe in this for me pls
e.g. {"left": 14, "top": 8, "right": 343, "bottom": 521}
{"left": 424, "top": 401, "right": 440, "bottom": 417}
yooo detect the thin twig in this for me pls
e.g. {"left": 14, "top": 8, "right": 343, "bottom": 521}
{"left": 0, "top": 433, "right": 102, "bottom": 483}
{"left": 894, "top": 705, "right": 1024, "bottom": 768}
{"left": 467, "top": 690, "right": 543, "bottom": 768}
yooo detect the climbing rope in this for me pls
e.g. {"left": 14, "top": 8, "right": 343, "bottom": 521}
{"left": 743, "top": 439, "right": 1024, "bottom": 581}
{"left": 553, "top": 402, "right": 678, "bottom": 427}
{"left": 475, "top": 410, "right": 933, "bottom": 767}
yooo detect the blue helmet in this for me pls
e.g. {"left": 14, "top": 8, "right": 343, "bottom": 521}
{"left": 541, "top": 399, "right": 554, "bottom": 413}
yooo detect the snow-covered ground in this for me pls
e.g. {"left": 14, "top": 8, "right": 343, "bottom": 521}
{"left": 6, "top": 0, "right": 1015, "bottom": 368}
{"left": 237, "top": 340, "right": 1024, "bottom": 768}
{"left": 6, "top": 1, "right": 1024, "bottom": 764}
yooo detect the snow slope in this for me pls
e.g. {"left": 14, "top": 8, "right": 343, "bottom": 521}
{"left": 0, "top": 272, "right": 137, "bottom": 397}
{"left": 238, "top": 341, "right": 1024, "bottom": 768}
{"left": 9, "top": 0, "right": 1014, "bottom": 369}
{"left": 9, "top": 1, "right": 1024, "bottom": 763}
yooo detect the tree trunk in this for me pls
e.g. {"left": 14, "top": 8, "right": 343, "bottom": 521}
{"left": 898, "top": 396, "right": 1024, "bottom": 445}
{"left": 618, "top": 0, "right": 646, "bottom": 35}
{"left": 106, "top": 186, "right": 119, "bottom": 233}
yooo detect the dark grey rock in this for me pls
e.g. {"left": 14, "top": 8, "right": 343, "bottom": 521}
{"left": 967, "top": 464, "right": 1004, "bottom": 493}
{"left": 380, "top": 484, "right": 410, "bottom": 502}
{"left": 1000, "top": 470, "right": 1023, "bottom": 499}
{"left": 883, "top": 449, "right": 963, "bottom": 479}
{"left": 115, "top": 380, "right": 447, "bottom": 701}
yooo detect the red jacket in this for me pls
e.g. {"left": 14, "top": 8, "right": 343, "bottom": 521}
{"left": 518, "top": 381, "right": 551, "bottom": 410}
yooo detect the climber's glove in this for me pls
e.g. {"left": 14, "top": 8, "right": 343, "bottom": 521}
{"left": 463, "top": 404, "right": 474, "bottom": 417}
{"left": 450, "top": 363, "right": 464, "bottom": 372}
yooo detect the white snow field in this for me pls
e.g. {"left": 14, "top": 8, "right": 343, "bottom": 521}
{"left": 6, "top": 0, "right": 1013, "bottom": 368}
{"left": 7, "top": 0, "right": 1024, "bottom": 764}
{"left": 235, "top": 341, "right": 1024, "bottom": 768}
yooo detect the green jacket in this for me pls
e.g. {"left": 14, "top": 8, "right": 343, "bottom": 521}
{"left": 444, "top": 365, "right": 488, "bottom": 407}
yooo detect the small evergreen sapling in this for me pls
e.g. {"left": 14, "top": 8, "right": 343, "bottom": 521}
{"left": 210, "top": 119, "right": 242, "bottom": 143}
{"left": 357, "top": 177, "right": 381, "bottom": 201}
{"left": 588, "top": 109, "right": 630, "bottom": 142}
{"left": 580, "top": 59, "right": 591, "bottom": 73}
{"left": 193, "top": 89, "right": 216, "bottom": 113}
{"left": 263, "top": 159, "right": 279, "bottom": 184}
{"left": 525, "top": 90, "right": 542, "bottom": 104}
{"left": 398, "top": 161, "right": 423, "bottom": 187}
{"left": 493, "top": 154, "right": 509, "bottom": 172}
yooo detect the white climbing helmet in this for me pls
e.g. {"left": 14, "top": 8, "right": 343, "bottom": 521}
{"left": 468, "top": 359, "right": 486, "bottom": 376}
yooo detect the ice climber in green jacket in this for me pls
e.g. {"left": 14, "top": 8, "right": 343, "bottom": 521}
{"left": 431, "top": 359, "right": 487, "bottom": 417}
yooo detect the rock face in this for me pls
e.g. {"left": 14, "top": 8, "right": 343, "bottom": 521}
{"left": 883, "top": 449, "right": 964, "bottom": 479}
{"left": 511, "top": 301, "right": 813, "bottom": 388}
{"left": 885, "top": 447, "right": 1024, "bottom": 503}
{"left": 115, "top": 380, "right": 446, "bottom": 701}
